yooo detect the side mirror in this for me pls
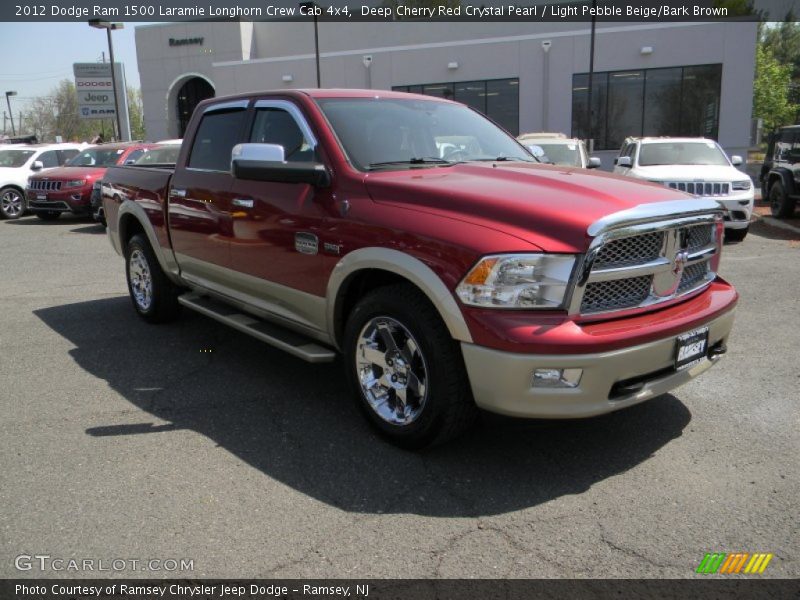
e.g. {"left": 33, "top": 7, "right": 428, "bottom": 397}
{"left": 587, "top": 157, "right": 602, "bottom": 169}
{"left": 730, "top": 155, "right": 743, "bottom": 166}
{"left": 615, "top": 156, "right": 632, "bottom": 168}
{"left": 31, "top": 160, "right": 44, "bottom": 171}
{"left": 231, "top": 143, "right": 330, "bottom": 187}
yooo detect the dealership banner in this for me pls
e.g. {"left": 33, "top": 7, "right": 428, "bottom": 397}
{"left": 2, "top": 0, "right": 797, "bottom": 22}
{"left": 2, "top": 579, "right": 800, "bottom": 599}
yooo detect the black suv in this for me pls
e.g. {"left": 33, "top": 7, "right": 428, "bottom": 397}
{"left": 761, "top": 125, "right": 800, "bottom": 217}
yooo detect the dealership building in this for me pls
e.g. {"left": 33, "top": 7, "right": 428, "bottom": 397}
{"left": 134, "top": 18, "right": 757, "bottom": 164}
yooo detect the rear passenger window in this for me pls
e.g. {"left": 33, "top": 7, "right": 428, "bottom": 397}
{"left": 188, "top": 109, "right": 247, "bottom": 171}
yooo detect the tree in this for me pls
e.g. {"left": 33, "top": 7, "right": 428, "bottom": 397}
{"left": 761, "top": 18, "right": 800, "bottom": 81}
{"left": 127, "top": 87, "right": 145, "bottom": 140}
{"left": 753, "top": 45, "right": 798, "bottom": 132}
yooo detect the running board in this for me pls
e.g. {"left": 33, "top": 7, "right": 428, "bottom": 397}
{"left": 178, "top": 293, "right": 336, "bottom": 363}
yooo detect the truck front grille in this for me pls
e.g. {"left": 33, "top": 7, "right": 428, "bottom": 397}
{"left": 29, "top": 180, "right": 62, "bottom": 191}
{"left": 572, "top": 219, "right": 720, "bottom": 317}
{"left": 665, "top": 181, "right": 730, "bottom": 196}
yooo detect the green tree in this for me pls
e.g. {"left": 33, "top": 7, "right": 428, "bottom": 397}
{"left": 753, "top": 45, "right": 798, "bottom": 132}
{"left": 126, "top": 87, "right": 146, "bottom": 140}
{"left": 761, "top": 18, "right": 800, "bottom": 81}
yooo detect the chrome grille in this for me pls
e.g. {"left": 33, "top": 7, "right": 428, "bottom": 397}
{"left": 678, "top": 261, "right": 710, "bottom": 294}
{"left": 29, "top": 180, "right": 62, "bottom": 191}
{"left": 594, "top": 231, "right": 664, "bottom": 268}
{"left": 665, "top": 181, "right": 730, "bottom": 196}
{"left": 581, "top": 276, "right": 653, "bottom": 313}
{"left": 574, "top": 217, "right": 720, "bottom": 317}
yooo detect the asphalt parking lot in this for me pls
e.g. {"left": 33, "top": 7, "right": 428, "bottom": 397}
{"left": 1, "top": 213, "right": 798, "bottom": 579}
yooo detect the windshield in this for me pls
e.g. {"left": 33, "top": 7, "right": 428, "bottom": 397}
{"left": 0, "top": 149, "right": 35, "bottom": 168}
{"left": 535, "top": 143, "right": 582, "bottom": 167}
{"left": 638, "top": 141, "right": 729, "bottom": 166}
{"left": 67, "top": 147, "right": 126, "bottom": 167}
{"left": 316, "top": 98, "right": 533, "bottom": 170}
{"left": 135, "top": 145, "right": 181, "bottom": 165}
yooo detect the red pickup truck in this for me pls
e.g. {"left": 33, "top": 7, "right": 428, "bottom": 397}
{"left": 102, "top": 89, "right": 737, "bottom": 448}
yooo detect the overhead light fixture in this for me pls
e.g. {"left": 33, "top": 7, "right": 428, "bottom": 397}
{"left": 282, "top": 74, "right": 294, "bottom": 82}
{"left": 447, "top": 62, "right": 459, "bottom": 70}
{"left": 641, "top": 46, "right": 654, "bottom": 55}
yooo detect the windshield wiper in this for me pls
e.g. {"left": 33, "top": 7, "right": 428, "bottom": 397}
{"left": 470, "top": 156, "right": 537, "bottom": 163}
{"left": 367, "top": 157, "right": 454, "bottom": 170}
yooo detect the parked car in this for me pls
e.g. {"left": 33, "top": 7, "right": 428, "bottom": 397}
{"left": 613, "top": 137, "right": 754, "bottom": 242}
{"left": 760, "top": 125, "right": 800, "bottom": 218}
{"left": 0, "top": 143, "right": 83, "bottom": 219}
{"left": 102, "top": 89, "right": 737, "bottom": 448}
{"left": 91, "top": 140, "right": 183, "bottom": 226}
{"left": 26, "top": 142, "right": 154, "bottom": 221}
{"left": 517, "top": 132, "right": 601, "bottom": 169}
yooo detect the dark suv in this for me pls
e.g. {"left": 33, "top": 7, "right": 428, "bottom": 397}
{"left": 761, "top": 125, "right": 800, "bottom": 218}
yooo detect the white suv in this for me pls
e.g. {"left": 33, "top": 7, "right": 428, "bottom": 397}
{"left": 0, "top": 143, "right": 84, "bottom": 219}
{"left": 613, "top": 137, "right": 754, "bottom": 241}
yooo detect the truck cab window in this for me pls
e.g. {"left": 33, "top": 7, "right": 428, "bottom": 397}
{"left": 250, "top": 108, "right": 315, "bottom": 163}
{"left": 188, "top": 109, "right": 247, "bottom": 171}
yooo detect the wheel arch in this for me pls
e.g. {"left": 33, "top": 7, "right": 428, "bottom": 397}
{"left": 767, "top": 168, "right": 796, "bottom": 195}
{"left": 117, "top": 201, "right": 180, "bottom": 283}
{"left": 327, "top": 248, "right": 472, "bottom": 350}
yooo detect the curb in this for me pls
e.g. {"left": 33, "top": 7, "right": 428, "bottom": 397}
{"left": 755, "top": 214, "right": 800, "bottom": 236}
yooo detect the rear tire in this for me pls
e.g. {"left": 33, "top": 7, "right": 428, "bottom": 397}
{"left": 769, "top": 182, "right": 796, "bottom": 218}
{"left": 35, "top": 211, "right": 60, "bottom": 221}
{"left": 343, "top": 283, "right": 477, "bottom": 449}
{"left": 125, "top": 233, "right": 180, "bottom": 323}
{"left": 725, "top": 226, "right": 748, "bottom": 242}
{"left": 0, "top": 187, "right": 25, "bottom": 219}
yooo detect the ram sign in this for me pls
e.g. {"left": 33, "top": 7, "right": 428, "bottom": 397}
{"left": 73, "top": 62, "right": 131, "bottom": 140}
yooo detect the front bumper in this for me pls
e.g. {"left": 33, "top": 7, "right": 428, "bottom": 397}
{"left": 26, "top": 188, "right": 93, "bottom": 214}
{"left": 461, "top": 306, "right": 735, "bottom": 418}
{"left": 717, "top": 192, "right": 754, "bottom": 230}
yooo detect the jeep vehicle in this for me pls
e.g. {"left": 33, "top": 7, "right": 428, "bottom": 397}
{"left": 102, "top": 90, "right": 737, "bottom": 448}
{"left": 26, "top": 142, "right": 154, "bottom": 221}
{"left": 517, "top": 132, "right": 601, "bottom": 169}
{"left": 761, "top": 125, "right": 800, "bottom": 218}
{"left": 614, "top": 137, "right": 754, "bottom": 241}
{"left": 0, "top": 143, "right": 83, "bottom": 219}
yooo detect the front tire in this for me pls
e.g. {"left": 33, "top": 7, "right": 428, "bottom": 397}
{"left": 0, "top": 187, "right": 25, "bottom": 219}
{"left": 343, "top": 284, "right": 477, "bottom": 449}
{"left": 35, "top": 211, "right": 60, "bottom": 221}
{"left": 125, "top": 234, "right": 180, "bottom": 323}
{"left": 769, "top": 182, "right": 796, "bottom": 218}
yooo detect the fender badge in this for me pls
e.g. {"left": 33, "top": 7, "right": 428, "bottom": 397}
{"left": 295, "top": 232, "right": 318, "bottom": 255}
{"left": 324, "top": 242, "right": 342, "bottom": 255}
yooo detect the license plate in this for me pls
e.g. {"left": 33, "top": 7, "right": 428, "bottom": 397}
{"left": 36, "top": 194, "right": 47, "bottom": 201}
{"left": 675, "top": 326, "right": 709, "bottom": 371}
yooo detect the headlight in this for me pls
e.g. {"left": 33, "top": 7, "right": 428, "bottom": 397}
{"left": 65, "top": 179, "right": 86, "bottom": 188}
{"left": 456, "top": 254, "right": 576, "bottom": 309}
{"left": 731, "top": 180, "right": 752, "bottom": 191}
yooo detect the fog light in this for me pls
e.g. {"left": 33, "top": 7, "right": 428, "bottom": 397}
{"left": 532, "top": 368, "right": 582, "bottom": 388}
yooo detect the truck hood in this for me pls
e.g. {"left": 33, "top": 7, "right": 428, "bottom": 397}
{"left": 364, "top": 162, "right": 691, "bottom": 252}
{"left": 629, "top": 164, "right": 747, "bottom": 182}
{"left": 28, "top": 165, "right": 106, "bottom": 182}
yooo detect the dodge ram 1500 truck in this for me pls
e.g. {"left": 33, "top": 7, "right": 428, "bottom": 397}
{"left": 103, "top": 89, "right": 738, "bottom": 448}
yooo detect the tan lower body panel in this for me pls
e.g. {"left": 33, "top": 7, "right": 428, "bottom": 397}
{"left": 461, "top": 308, "right": 735, "bottom": 418}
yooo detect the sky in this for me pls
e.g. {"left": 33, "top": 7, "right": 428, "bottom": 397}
{"left": 0, "top": 22, "right": 155, "bottom": 117}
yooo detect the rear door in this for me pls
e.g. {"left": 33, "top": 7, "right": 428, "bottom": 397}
{"left": 168, "top": 100, "right": 249, "bottom": 283}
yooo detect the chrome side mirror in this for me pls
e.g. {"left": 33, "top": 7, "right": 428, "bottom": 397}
{"left": 587, "top": 157, "right": 602, "bottom": 169}
{"left": 615, "top": 156, "right": 632, "bottom": 168}
{"left": 730, "top": 155, "right": 743, "bottom": 166}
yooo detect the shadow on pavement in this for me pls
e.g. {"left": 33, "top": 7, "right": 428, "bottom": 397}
{"left": 35, "top": 296, "right": 691, "bottom": 517}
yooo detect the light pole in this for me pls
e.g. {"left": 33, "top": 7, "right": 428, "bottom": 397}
{"left": 5, "top": 91, "right": 17, "bottom": 136}
{"left": 299, "top": 2, "right": 321, "bottom": 87}
{"left": 88, "top": 19, "right": 124, "bottom": 140}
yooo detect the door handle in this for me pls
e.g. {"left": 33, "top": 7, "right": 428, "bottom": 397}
{"left": 170, "top": 188, "right": 187, "bottom": 198}
{"left": 232, "top": 198, "right": 254, "bottom": 208}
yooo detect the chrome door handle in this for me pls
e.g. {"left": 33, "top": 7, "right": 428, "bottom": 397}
{"left": 232, "top": 198, "right": 254, "bottom": 208}
{"left": 170, "top": 188, "right": 187, "bottom": 198}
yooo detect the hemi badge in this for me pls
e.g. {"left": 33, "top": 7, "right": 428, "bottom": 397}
{"left": 295, "top": 232, "right": 319, "bottom": 255}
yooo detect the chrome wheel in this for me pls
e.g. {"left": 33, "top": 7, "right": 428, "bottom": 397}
{"left": 128, "top": 249, "right": 153, "bottom": 311}
{"left": 355, "top": 316, "right": 429, "bottom": 426}
{"left": 0, "top": 188, "right": 23, "bottom": 218}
